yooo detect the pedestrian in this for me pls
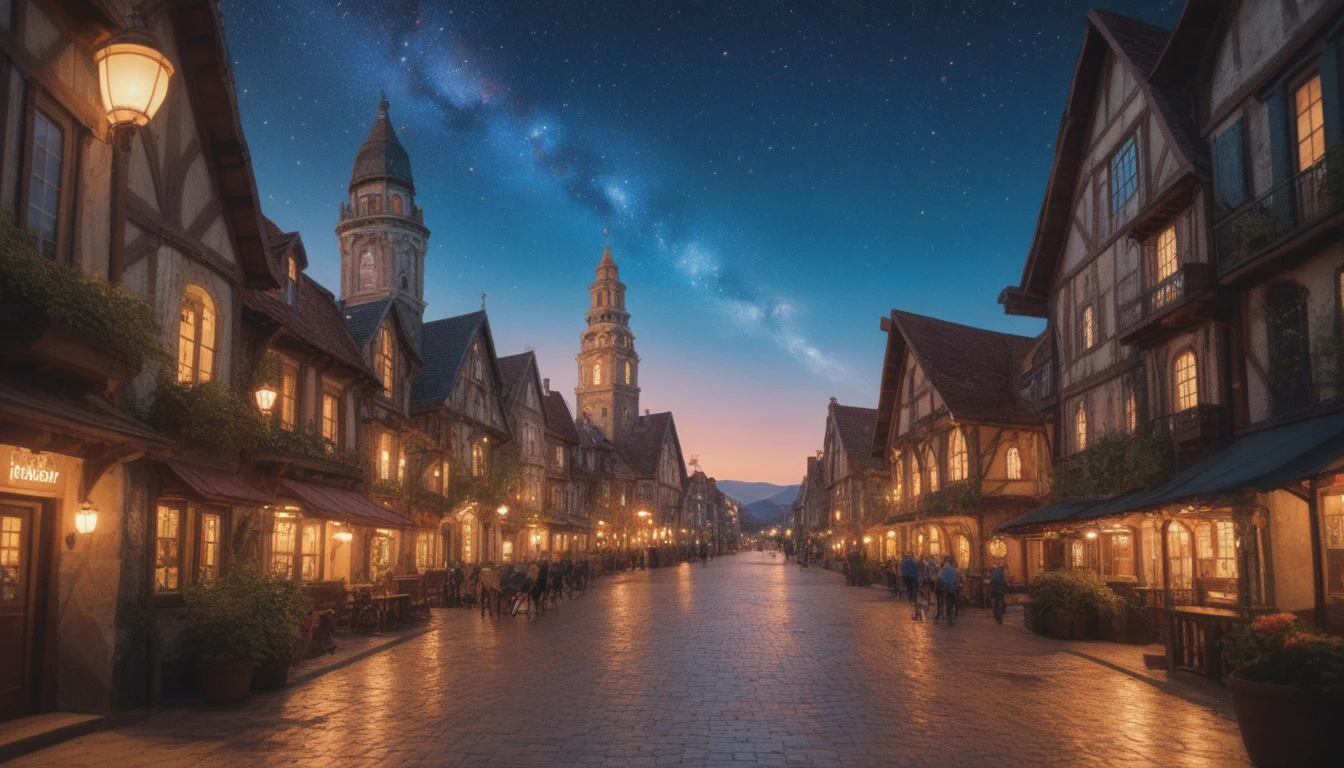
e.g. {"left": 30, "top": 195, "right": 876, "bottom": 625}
{"left": 989, "top": 562, "right": 1008, "bottom": 624}
{"left": 900, "top": 552, "right": 920, "bottom": 604}
{"left": 937, "top": 556, "right": 959, "bottom": 624}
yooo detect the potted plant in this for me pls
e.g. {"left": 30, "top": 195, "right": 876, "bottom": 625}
{"left": 1026, "top": 570, "right": 1122, "bottom": 641}
{"left": 182, "top": 569, "right": 310, "bottom": 702}
{"left": 1221, "top": 613, "right": 1344, "bottom": 768}
{"left": 251, "top": 576, "right": 312, "bottom": 692}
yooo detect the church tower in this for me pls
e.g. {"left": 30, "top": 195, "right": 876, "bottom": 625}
{"left": 576, "top": 242, "right": 641, "bottom": 442}
{"left": 338, "top": 96, "right": 430, "bottom": 344}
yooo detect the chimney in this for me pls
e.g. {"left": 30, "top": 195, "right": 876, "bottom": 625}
{"left": 644, "top": 409, "right": 650, "bottom": 416}
{"left": 829, "top": 396, "right": 837, "bottom": 405}
{"left": 543, "top": 378, "right": 550, "bottom": 394}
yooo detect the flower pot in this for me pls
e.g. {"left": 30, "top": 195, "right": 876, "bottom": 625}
{"left": 1047, "top": 609, "right": 1093, "bottom": 640}
{"left": 199, "top": 661, "right": 257, "bottom": 703}
{"left": 251, "top": 660, "right": 291, "bottom": 692}
{"left": 1024, "top": 603, "right": 1044, "bottom": 634}
{"left": 1227, "top": 675, "right": 1344, "bottom": 768}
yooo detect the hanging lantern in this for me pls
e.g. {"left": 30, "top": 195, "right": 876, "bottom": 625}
{"left": 254, "top": 384, "right": 278, "bottom": 414}
{"left": 94, "top": 16, "right": 175, "bottom": 127}
{"left": 75, "top": 502, "right": 99, "bottom": 534}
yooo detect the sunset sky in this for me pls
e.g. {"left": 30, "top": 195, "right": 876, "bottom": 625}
{"left": 222, "top": 0, "right": 1181, "bottom": 484}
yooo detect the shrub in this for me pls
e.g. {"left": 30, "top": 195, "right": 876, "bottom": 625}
{"left": 1028, "top": 569, "right": 1124, "bottom": 618}
{"left": 182, "top": 568, "right": 311, "bottom": 667}
{"left": 1222, "top": 613, "right": 1344, "bottom": 699}
{"left": 152, "top": 377, "right": 266, "bottom": 454}
{"left": 0, "top": 210, "right": 162, "bottom": 369}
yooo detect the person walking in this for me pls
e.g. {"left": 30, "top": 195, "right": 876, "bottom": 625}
{"left": 900, "top": 552, "right": 921, "bottom": 604}
{"left": 937, "top": 556, "right": 960, "bottom": 625}
{"left": 989, "top": 562, "right": 1008, "bottom": 624}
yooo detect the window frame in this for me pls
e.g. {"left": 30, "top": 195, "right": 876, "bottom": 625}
{"left": 1075, "top": 401, "right": 1089, "bottom": 452}
{"left": 177, "top": 286, "right": 218, "bottom": 385}
{"left": 20, "top": 98, "right": 78, "bottom": 265}
{"left": 321, "top": 382, "right": 342, "bottom": 445}
{"left": 1292, "top": 72, "right": 1326, "bottom": 173}
{"left": 1080, "top": 304, "right": 1097, "bottom": 351}
{"left": 279, "top": 357, "right": 299, "bottom": 431}
{"left": 195, "top": 506, "right": 228, "bottom": 584}
{"left": 1109, "top": 133, "right": 1139, "bottom": 216}
{"left": 153, "top": 501, "right": 187, "bottom": 595}
{"left": 1005, "top": 446, "right": 1022, "bottom": 480}
{"left": 1173, "top": 349, "right": 1199, "bottom": 412}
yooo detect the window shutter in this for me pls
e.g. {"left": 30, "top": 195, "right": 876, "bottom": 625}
{"left": 1265, "top": 86, "right": 1293, "bottom": 229}
{"left": 1322, "top": 38, "right": 1342, "bottom": 145}
{"left": 1212, "top": 120, "right": 1247, "bottom": 215}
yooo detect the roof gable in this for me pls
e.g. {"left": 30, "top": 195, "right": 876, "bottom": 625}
{"left": 543, "top": 391, "right": 581, "bottom": 444}
{"left": 828, "top": 402, "right": 882, "bottom": 473}
{"left": 624, "top": 411, "right": 687, "bottom": 483}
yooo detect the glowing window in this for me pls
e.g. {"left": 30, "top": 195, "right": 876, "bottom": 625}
{"left": 1125, "top": 389, "right": 1138, "bottom": 434}
{"left": 1215, "top": 520, "right": 1238, "bottom": 579}
{"left": 285, "top": 255, "right": 298, "bottom": 305}
{"left": 199, "top": 512, "right": 221, "bottom": 583}
{"left": 300, "top": 521, "right": 322, "bottom": 581}
{"left": 177, "top": 286, "right": 216, "bottom": 384}
{"left": 322, "top": 390, "right": 339, "bottom": 443}
{"left": 377, "top": 326, "right": 394, "bottom": 393}
{"left": 593, "top": 362, "right": 602, "bottom": 386}
{"left": 359, "top": 251, "right": 376, "bottom": 289}
{"left": 1006, "top": 446, "right": 1022, "bottom": 480}
{"left": 948, "top": 430, "right": 968, "bottom": 482}
{"left": 0, "top": 515, "right": 21, "bottom": 603}
{"left": 270, "top": 518, "right": 296, "bottom": 578}
{"left": 154, "top": 505, "right": 182, "bottom": 592}
{"left": 1295, "top": 75, "right": 1326, "bottom": 171}
{"left": 1156, "top": 224, "right": 1177, "bottom": 282}
{"left": 1075, "top": 402, "right": 1088, "bottom": 451}
{"left": 379, "top": 432, "right": 393, "bottom": 481}
{"left": 1168, "top": 522, "right": 1193, "bottom": 591}
{"left": 280, "top": 362, "right": 298, "bottom": 430}
{"left": 1174, "top": 351, "right": 1198, "bottom": 411}
{"left": 925, "top": 447, "right": 940, "bottom": 493}
{"left": 391, "top": 194, "right": 405, "bottom": 215}
{"left": 472, "top": 441, "right": 486, "bottom": 477}
{"left": 892, "top": 453, "right": 904, "bottom": 500}
{"left": 1081, "top": 305, "right": 1097, "bottom": 350}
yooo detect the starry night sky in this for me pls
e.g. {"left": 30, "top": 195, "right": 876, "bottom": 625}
{"left": 221, "top": 0, "right": 1180, "bottom": 484}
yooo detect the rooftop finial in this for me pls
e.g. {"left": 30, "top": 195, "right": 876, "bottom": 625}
{"left": 481, "top": 292, "right": 486, "bottom": 311}
{"left": 378, "top": 91, "right": 389, "bottom": 116}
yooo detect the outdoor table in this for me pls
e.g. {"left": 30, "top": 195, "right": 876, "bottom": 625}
{"left": 1165, "top": 605, "right": 1246, "bottom": 678}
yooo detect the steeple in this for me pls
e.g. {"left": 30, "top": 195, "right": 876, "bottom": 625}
{"left": 337, "top": 95, "right": 430, "bottom": 347}
{"left": 576, "top": 239, "right": 640, "bottom": 443}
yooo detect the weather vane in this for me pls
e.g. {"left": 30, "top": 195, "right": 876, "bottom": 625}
{"left": 480, "top": 292, "right": 486, "bottom": 311}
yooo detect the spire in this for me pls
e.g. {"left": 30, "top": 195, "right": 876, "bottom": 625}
{"left": 350, "top": 95, "right": 414, "bottom": 191}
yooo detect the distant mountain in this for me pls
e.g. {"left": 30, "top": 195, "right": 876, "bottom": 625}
{"left": 737, "top": 485, "right": 799, "bottom": 532}
{"left": 716, "top": 480, "right": 798, "bottom": 506}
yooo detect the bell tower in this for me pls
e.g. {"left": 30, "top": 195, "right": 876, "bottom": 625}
{"left": 575, "top": 241, "right": 640, "bottom": 442}
{"left": 337, "top": 95, "right": 429, "bottom": 345}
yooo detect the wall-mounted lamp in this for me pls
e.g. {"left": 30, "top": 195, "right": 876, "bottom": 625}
{"left": 254, "top": 384, "right": 278, "bottom": 415}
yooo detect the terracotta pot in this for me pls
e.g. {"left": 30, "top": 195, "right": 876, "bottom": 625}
{"left": 251, "top": 660, "right": 291, "bottom": 692}
{"left": 1227, "top": 674, "right": 1343, "bottom": 768}
{"left": 199, "top": 661, "right": 257, "bottom": 704}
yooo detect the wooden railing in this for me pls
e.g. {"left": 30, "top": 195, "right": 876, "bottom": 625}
{"left": 1020, "top": 360, "right": 1054, "bottom": 406}
{"left": 1116, "top": 263, "right": 1214, "bottom": 339}
{"left": 1153, "top": 404, "right": 1229, "bottom": 445}
{"left": 1165, "top": 606, "right": 1250, "bottom": 678}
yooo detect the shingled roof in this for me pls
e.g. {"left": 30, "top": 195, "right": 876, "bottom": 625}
{"left": 543, "top": 391, "right": 581, "bottom": 444}
{"left": 411, "top": 310, "right": 488, "bottom": 408}
{"left": 497, "top": 352, "right": 533, "bottom": 402}
{"left": 892, "top": 310, "right": 1038, "bottom": 426}
{"left": 831, "top": 403, "right": 883, "bottom": 472}
{"left": 343, "top": 300, "right": 393, "bottom": 349}
{"left": 624, "top": 411, "right": 686, "bottom": 481}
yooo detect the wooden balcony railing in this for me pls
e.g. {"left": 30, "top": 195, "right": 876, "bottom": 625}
{"left": 1215, "top": 154, "right": 1343, "bottom": 277}
{"left": 1153, "top": 404, "right": 1229, "bottom": 445}
{"left": 1116, "top": 263, "right": 1214, "bottom": 342}
{"left": 1020, "top": 360, "right": 1054, "bottom": 406}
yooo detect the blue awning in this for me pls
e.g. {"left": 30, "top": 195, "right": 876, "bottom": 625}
{"left": 999, "top": 410, "right": 1344, "bottom": 533}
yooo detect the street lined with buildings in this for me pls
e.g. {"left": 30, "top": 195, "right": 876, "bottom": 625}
{"left": 8, "top": 553, "right": 1249, "bottom": 768}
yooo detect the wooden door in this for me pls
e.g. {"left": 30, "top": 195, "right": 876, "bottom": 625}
{"left": 0, "top": 502, "right": 41, "bottom": 722}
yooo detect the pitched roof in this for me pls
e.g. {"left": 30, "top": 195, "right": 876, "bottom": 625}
{"left": 411, "top": 310, "right": 487, "bottom": 408}
{"left": 624, "top": 411, "right": 686, "bottom": 480}
{"left": 543, "top": 391, "right": 581, "bottom": 444}
{"left": 497, "top": 352, "right": 534, "bottom": 403}
{"left": 892, "top": 310, "right": 1038, "bottom": 426}
{"left": 350, "top": 96, "right": 414, "bottom": 190}
{"left": 343, "top": 300, "right": 393, "bottom": 349}
{"left": 245, "top": 223, "right": 372, "bottom": 379}
{"left": 1001, "top": 9, "right": 1207, "bottom": 316}
{"left": 831, "top": 403, "right": 883, "bottom": 472}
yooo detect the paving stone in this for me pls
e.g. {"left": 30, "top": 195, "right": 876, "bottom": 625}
{"left": 10, "top": 553, "right": 1249, "bottom": 767}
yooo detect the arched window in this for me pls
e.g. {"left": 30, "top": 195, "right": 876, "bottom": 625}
{"left": 359, "top": 251, "right": 376, "bottom": 290}
{"left": 400, "top": 274, "right": 409, "bottom": 290}
{"left": 1174, "top": 350, "right": 1198, "bottom": 411}
{"left": 1081, "top": 305, "right": 1097, "bottom": 350}
{"left": 390, "top": 195, "right": 404, "bottom": 215}
{"left": 948, "top": 429, "right": 968, "bottom": 482}
{"left": 377, "top": 326, "right": 394, "bottom": 393}
{"left": 177, "top": 285, "right": 217, "bottom": 384}
{"left": 926, "top": 447, "right": 940, "bottom": 493}
{"left": 472, "top": 441, "right": 486, "bottom": 477}
{"left": 284, "top": 255, "right": 298, "bottom": 305}
{"left": 1266, "top": 282, "right": 1313, "bottom": 415}
{"left": 911, "top": 457, "right": 922, "bottom": 498}
{"left": 593, "top": 362, "right": 602, "bottom": 386}
{"left": 624, "top": 360, "right": 632, "bottom": 385}
{"left": 1005, "top": 446, "right": 1022, "bottom": 480}
{"left": 1075, "top": 401, "right": 1088, "bottom": 451}
{"left": 955, "top": 534, "right": 970, "bottom": 568}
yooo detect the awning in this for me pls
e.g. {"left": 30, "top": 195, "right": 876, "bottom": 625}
{"left": 278, "top": 479, "right": 410, "bottom": 528}
{"left": 165, "top": 461, "right": 273, "bottom": 506}
{"left": 999, "top": 410, "right": 1344, "bottom": 534}
{"left": 0, "top": 377, "right": 168, "bottom": 452}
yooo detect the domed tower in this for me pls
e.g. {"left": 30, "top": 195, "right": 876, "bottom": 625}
{"left": 576, "top": 242, "right": 640, "bottom": 442}
{"left": 338, "top": 95, "right": 429, "bottom": 344}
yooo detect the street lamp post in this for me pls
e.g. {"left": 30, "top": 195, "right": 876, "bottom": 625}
{"left": 95, "top": 14, "right": 174, "bottom": 284}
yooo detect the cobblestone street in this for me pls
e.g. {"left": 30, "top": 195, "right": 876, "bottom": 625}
{"left": 14, "top": 553, "right": 1249, "bottom": 767}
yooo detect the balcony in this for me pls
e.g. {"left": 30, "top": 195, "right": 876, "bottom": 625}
{"left": 1116, "top": 263, "right": 1221, "bottom": 345}
{"left": 1155, "top": 404, "right": 1229, "bottom": 448}
{"left": 1214, "top": 155, "right": 1344, "bottom": 284}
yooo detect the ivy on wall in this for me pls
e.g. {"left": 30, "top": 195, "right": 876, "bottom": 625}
{"left": 1051, "top": 430, "right": 1173, "bottom": 503}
